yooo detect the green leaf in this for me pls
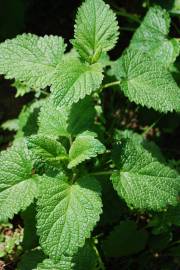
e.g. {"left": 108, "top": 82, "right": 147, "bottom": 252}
{"left": 98, "top": 52, "right": 111, "bottom": 67}
{"left": 113, "top": 130, "right": 166, "bottom": 163}
{"left": 37, "top": 174, "right": 102, "bottom": 261}
{"left": 172, "top": 0, "right": 180, "bottom": 14}
{"left": 68, "top": 96, "right": 96, "bottom": 136}
{"left": 1, "top": 119, "right": 19, "bottom": 131}
{"left": 0, "top": 34, "right": 66, "bottom": 89}
{"left": 38, "top": 98, "right": 69, "bottom": 139}
{"left": 103, "top": 221, "right": 148, "bottom": 257}
{"left": 112, "top": 49, "right": 180, "bottom": 112}
{"left": 0, "top": 143, "right": 38, "bottom": 221}
{"left": 35, "top": 241, "right": 98, "bottom": 270}
{"left": 68, "top": 131, "right": 105, "bottom": 169}
{"left": 99, "top": 178, "right": 127, "bottom": 226}
{"left": 149, "top": 204, "right": 180, "bottom": 234}
{"left": 17, "top": 250, "right": 45, "bottom": 270}
{"left": 72, "top": 0, "right": 119, "bottom": 63}
{"left": 38, "top": 96, "right": 96, "bottom": 139}
{"left": 62, "top": 48, "right": 80, "bottom": 62}
{"left": 51, "top": 58, "right": 103, "bottom": 108}
{"left": 129, "top": 6, "right": 180, "bottom": 66}
{"left": 27, "top": 135, "right": 67, "bottom": 168}
{"left": 111, "top": 138, "right": 180, "bottom": 211}
{"left": 148, "top": 232, "right": 172, "bottom": 251}
{"left": 15, "top": 99, "right": 45, "bottom": 143}
{"left": 0, "top": 143, "right": 33, "bottom": 191}
{"left": 72, "top": 241, "right": 98, "bottom": 270}
{"left": 158, "top": 204, "right": 180, "bottom": 227}
{"left": 12, "top": 80, "right": 32, "bottom": 97}
{"left": 34, "top": 257, "right": 72, "bottom": 270}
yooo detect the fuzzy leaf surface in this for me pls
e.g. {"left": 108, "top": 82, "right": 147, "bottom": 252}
{"left": 72, "top": 0, "right": 119, "bottom": 63}
{"left": 0, "top": 144, "right": 38, "bottom": 221}
{"left": 34, "top": 258, "right": 72, "bottom": 270}
{"left": 0, "top": 34, "right": 66, "bottom": 89}
{"left": 130, "top": 6, "right": 180, "bottom": 66}
{"left": 113, "top": 49, "right": 180, "bottom": 112}
{"left": 68, "top": 96, "right": 96, "bottom": 136}
{"left": 37, "top": 175, "right": 102, "bottom": 261}
{"left": 15, "top": 99, "right": 45, "bottom": 143}
{"left": 38, "top": 96, "right": 96, "bottom": 138}
{"left": 68, "top": 131, "right": 105, "bottom": 169}
{"left": 27, "top": 135, "right": 67, "bottom": 168}
{"left": 1, "top": 119, "right": 19, "bottom": 132}
{"left": 38, "top": 98, "right": 69, "bottom": 139}
{"left": 51, "top": 58, "right": 103, "bottom": 108}
{"left": 111, "top": 138, "right": 180, "bottom": 211}
{"left": 35, "top": 241, "right": 98, "bottom": 270}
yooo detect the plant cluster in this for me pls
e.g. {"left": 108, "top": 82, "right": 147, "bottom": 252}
{"left": 0, "top": 0, "right": 180, "bottom": 269}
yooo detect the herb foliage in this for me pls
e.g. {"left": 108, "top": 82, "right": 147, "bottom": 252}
{"left": 0, "top": 0, "right": 180, "bottom": 269}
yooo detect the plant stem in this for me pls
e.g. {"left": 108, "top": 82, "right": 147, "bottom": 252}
{"left": 103, "top": 80, "right": 121, "bottom": 89}
{"left": 109, "top": 1, "right": 141, "bottom": 23}
{"left": 115, "top": 10, "right": 141, "bottom": 23}
{"left": 93, "top": 233, "right": 104, "bottom": 239}
{"left": 40, "top": 89, "right": 49, "bottom": 96}
{"left": 93, "top": 244, "right": 106, "bottom": 270}
{"left": 69, "top": 135, "right": 73, "bottom": 146}
{"left": 51, "top": 155, "right": 69, "bottom": 161}
{"left": 90, "top": 171, "right": 113, "bottom": 176}
{"left": 142, "top": 116, "right": 163, "bottom": 137}
{"left": 71, "top": 172, "right": 77, "bottom": 184}
{"left": 147, "top": 0, "right": 150, "bottom": 7}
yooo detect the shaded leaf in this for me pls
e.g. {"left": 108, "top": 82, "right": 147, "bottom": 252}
{"left": 103, "top": 221, "right": 148, "bottom": 257}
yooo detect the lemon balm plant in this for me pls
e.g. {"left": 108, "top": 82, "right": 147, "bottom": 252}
{"left": 0, "top": 0, "right": 180, "bottom": 269}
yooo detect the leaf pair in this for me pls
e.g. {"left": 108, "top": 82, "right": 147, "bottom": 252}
{"left": 0, "top": 141, "right": 103, "bottom": 263}
{"left": 51, "top": 0, "right": 119, "bottom": 106}
{"left": 0, "top": 0, "right": 119, "bottom": 106}
{"left": 27, "top": 132, "right": 105, "bottom": 170}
